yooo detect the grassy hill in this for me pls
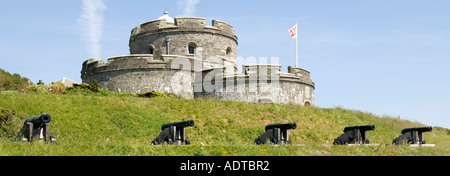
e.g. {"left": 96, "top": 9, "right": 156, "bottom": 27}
{"left": 0, "top": 91, "right": 448, "bottom": 156}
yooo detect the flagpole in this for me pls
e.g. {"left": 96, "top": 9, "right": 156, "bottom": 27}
{"left": 295, "top": 21, "right": 298, "bottom": 67}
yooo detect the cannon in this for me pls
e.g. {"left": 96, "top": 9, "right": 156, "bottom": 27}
{"left": 24, "top": 113, "right": 51, "bottom": 126}
{"left": 20, "top": 113, "right": 56, "bottom": 143}
{"left": 151, "top": 119, "right": 194, "bottom": 145}
{"left": 333, "top": 124, "right": 375, "bottom": 145}
{"left": 392, "top": 126, "right": 432, "bottom": 145}
{"left": 254, "top": 122, "right": 296, "bottom": 145}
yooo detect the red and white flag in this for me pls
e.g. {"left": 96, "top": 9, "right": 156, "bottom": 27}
{"left": 289, "top": 23, "right": 297, "bottom": 38}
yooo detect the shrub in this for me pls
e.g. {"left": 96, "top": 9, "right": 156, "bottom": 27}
{"left": 67, "top": 83, "right": 97, "bottom": 92}
{"left": 26, "top": 82, "right": 67, "bottom": 95}
{"left": 91, "top": 80, "right": 99, "bottom": 92}
{"left": 136, "top": 90, "right": 167, "bottom": 98}
{"left": 48, "top": 82, "right": 66, "bottom": 94}
{"left": 65, "top": 82, "right": 135, "bottom": 97}
{"left": 0, "top": 109, "right": 20, "bottom": 137}
{"left": 26, "top": 84, "right": 49, "bottom": 94}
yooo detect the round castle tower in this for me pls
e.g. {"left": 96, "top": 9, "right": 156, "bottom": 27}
{"left": 81, "top": 11, "right": 314, "bottom": 105}
{"left": 129, "top": 11, "right": 238, "bottom": 69}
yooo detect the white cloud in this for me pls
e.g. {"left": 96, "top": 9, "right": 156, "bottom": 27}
{"left": 179, "top": 0, "right": 200, "bottom": 17}
{"left": 78, "top": 0, "right": 107, "bottom": 59}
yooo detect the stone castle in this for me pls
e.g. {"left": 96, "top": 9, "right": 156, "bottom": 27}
{"left": 81, "top": 11, "right": 315, "bottom": 106}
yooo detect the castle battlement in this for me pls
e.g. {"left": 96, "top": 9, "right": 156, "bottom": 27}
{"left": 193, "top": 64, "right": 314, "bottom": 105}
{"left": 131, "top": 17, "right": 237, "bottom": 43}
{"left": 193, "top": 64, "right": 314, "bottom": 88}
{"left": 81, "top": 55, "right": 201, "bottom": 80}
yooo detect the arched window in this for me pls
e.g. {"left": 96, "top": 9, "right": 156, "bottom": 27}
{"left": 149, "top": 45, "right": 154, "bottom": 54}
{"left": 187, "top": 42, "right": 197, "bottom": 54}
{"left": 188, "top": 46, "right": 195, "bottom": 54}
{"left": 226, "top": 47, "right": 232, "bottom": 55}
{"left": 304, "top": 101, "right": 311, "bottom": 107}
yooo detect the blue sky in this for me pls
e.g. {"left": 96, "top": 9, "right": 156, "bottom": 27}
{"left": 1, "top": 0, "right": 449, "bottom": 128}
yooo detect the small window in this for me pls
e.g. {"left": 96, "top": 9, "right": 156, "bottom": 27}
{"left": 187, "top": 42, "right": 197, "bottom": 54}
{"left": 188, "top": 45, "right": 195, "bottom": 54}
{"left": 226, "top": 47, "right": 232, "bottom": 55}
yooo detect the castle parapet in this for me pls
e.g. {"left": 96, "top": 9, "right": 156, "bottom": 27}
{"left": 81, "top": 58, "right": 105, "bottom": 76}
{"left": 193, "top": 64, "right": 315, "bottom": 105}
{"left": 175, "top": 17, "right": 207, "bottom": 31}
{"left": 194, "top": 64, "right": 314, "bottom": 88}
{"left": 243, "top": 64, "right": 282, "bottom": 77}
{"left": 288, "top": 66, "right": 314, "bottom": 86}
{"left": 81, "top": 55, "right": 203, "bottom": 80}
{"left": 131, "top": 17, "right": 237, "bottom": 42}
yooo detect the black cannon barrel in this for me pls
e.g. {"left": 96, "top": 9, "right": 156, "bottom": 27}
{"left": 401, "top": 126, "right": 432, "bottom": 134}
{"left": 161, "top": 119, "right": 195, "bottom": 131}
{"left": 343, "top": 124, "right": 375, "bottom": 132}
{"left": 24, "top": 113, "right": 51, "bottom": 125}
{"left": 265, "top": 122, "right": 297, "bottom": 131}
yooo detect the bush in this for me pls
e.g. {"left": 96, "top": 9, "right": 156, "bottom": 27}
{"left": 48, "top": 82, "right": 66, "bottom": 94}
{"left": 65, "top": 82, "right": 135, "bottom": 97}
{"left": 67, "top": 83, "right": 98, "bottom": 92}
{"left": 0, "top": 68, "right": 31, "bottom": 92}
{"left": 136, "top": 90, "right": 167, "bottom": 98}
{"left": 26, "top": 84, "right": 49, "bottom": 94}
{"left": 26, "top": 82, "right": 66, "bottom": 95}
{"left": 0, "top": 109, "right": 20, "bottom": 137}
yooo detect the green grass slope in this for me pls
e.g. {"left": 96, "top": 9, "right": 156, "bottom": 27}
{"left": 0, "top": 92, "right": 448, "bottom": 156}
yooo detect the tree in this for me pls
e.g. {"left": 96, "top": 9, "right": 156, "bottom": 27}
{"left": 0, "top": 68, "right": 31, "bottom": 92}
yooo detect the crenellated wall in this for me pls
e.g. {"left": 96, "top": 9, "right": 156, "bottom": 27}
{"left": 193, "top": 65, "right": 315, "bottom": 106}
